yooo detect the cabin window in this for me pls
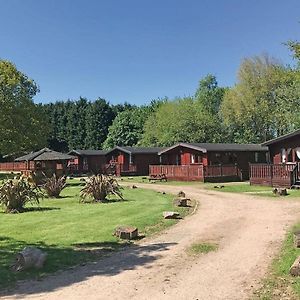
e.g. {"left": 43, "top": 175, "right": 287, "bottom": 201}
{"left": 129, "top": 154, "right": 134, "bottom": 164}
{"left": 255, "top": 152, "right": 259, "bottom": 163}
{"left": 191, "top": 154, "right": 202, "bottom": 164}
{"left": 281, "top": 148, "right": 287, "bottom": 163}
{"left": 175, "top": 154, "right": 181, "bottom": 165}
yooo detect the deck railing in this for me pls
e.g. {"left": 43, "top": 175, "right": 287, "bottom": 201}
{"left": 0, "top": 162, "right": 28, "bottom": 172}
{"left": 249, "top": 163, "right": 296, "bottom": 187}
{"left": 149, "top": 164, "right": 241, "bottom": 181}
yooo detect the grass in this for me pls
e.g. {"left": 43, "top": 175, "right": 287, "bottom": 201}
{"left": 254, "top": 224, "right": 300, "bottom": 299}
{"left": 188, "top": 242, "right": 218, "bottom": 255}
{"left": 0, "top": 180, "right": 189, "bottom": 289}
{"left": 206, "top": 182, "right": 300, "bottom": 198}
{"left": 120, "top": 176, "right": 203, "bottom": 186}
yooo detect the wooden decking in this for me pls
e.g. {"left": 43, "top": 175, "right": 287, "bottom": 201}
{"left": 249, "top": 163, "right": 297, "bottom": 187}
{"left": 149, "top": 164, "right": 241, "bottom": 182}
{"left": 0, "top": 162, "right": 28, "bottom": 172}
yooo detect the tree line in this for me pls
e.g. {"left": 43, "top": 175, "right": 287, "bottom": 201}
{"left": 1, "top": 40, "right": 300, "bottom": 157}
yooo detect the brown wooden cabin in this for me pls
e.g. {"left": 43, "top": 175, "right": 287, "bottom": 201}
{"left": 250, "top": 129, "right": 300, "bottom": 187}
{"left": 14, "top": 148, "right": 75, "bottom": 177}
{"left": 150, "top": 143, "right": 268, "bottom": 182}
{"left": 104, "top": 146, "right": 164, "bottom": 176}
{"left": 67, "top": 150, "right": 108, "bottom": 174}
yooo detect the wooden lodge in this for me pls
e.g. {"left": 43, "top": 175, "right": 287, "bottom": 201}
{"left": 0, "top": 148, "right": 75, "bottom": 177}
{"left": 250, "top": 129, "right": 300, "bottom": 187}
{"left": 104, "top": 146, "right": 163, "bottom": 176}
{"left": 67, "top": 149, "right": 108, "bottom": 174}
{"left": 150, "top": 143, "right": 268, "bottom": 182}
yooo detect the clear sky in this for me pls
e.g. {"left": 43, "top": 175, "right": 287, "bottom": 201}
{"left": 0, "top": 0, "right": 299, "bottom": 105}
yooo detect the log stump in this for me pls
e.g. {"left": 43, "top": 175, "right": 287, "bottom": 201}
{"left": 290, "top": 256, "right": 300, "bottom": 276}
{"left": 177, "top": 191, "right": 185, "bottom": 198}
{"left": 294, "top": 230, "right": 300, "bottom": 248}
{"left": 11, "top": 247, "right": 47, "bottom": 272}
{"left": 173, "top": 197, "right": 189, "bottom": 207}
{"left": 131, "top": 185, "right": 138, "bottom": 189}
{"left": 114, "top": 226, "right": 138, "bottom": 240}
{"left": 273, "top": 188, "right": 288, "bottom": 196}
{"left": 163, "top": 211, "right": 180, "bottom": 219}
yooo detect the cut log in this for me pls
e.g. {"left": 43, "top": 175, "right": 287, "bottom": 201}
{"left": 290, "top": 256, "right": 300, "bottom": 276}
{"left": 214, "top": 185, "right": 225, "bottom": 189}
{"left": 131, "top": 185, "right": 138, "bottom": 189}
{"left": 177, "top": 191, "right": 185, "bottom": 197}
{"left": 273, "top": 188, "right": 288, "bottom": 196}
{"left": 173, "top": 198, "right": 189, "bottom": 207}
{"left": 11, "top": 247, "right": 47, "bottom": 272}
{"left": 163, "top": 211, "right": 180, "bottom": 219}
{"left": 294, "top": 230, "right": 300, "bottom": 248}
{"left": 114, "top": 226, "right": 138, "bottom": 240}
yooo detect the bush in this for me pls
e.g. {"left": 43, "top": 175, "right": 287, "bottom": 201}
{"left": 80, "top": 175, "right": 123, "bottom": 202}
{"left": 43, "top": 174, "right": 66, "bottom": 198}
{"left": 0, "top": 175, "right": 43, "bottom": 213}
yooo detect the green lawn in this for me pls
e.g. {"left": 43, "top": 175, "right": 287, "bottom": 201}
{"left": 255, "top": 223, "right": 300, "bottom": 299}
{"left": 0, "top": 180, "right": 189, "bottom": 289}
{"left": 205, "top": 182, "right": 300, "bottom": 198}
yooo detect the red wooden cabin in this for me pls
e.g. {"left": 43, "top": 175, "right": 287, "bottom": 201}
{"left": 250, "top": 129, "right": 300, "bottom": 187}
{"left": 68, "top": 150, "right": 108, "bottom": 174}
{"left": 12, "top": 148, "right": 75, "bottom": 177}
{"left": 104, "top": 146, "right": 163, "bottom": 176}
{"left": 150, "top": 143, "right": 268, "bottom": 182}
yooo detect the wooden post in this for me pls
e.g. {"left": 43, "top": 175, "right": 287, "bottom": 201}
{"left": 270, "top": 164, "right": 273, "bottom": 186}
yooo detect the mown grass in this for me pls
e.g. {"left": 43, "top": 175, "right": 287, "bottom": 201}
{"left": 254, "top": 224, "right": 300, "bottom": 299}
{"left": 188, "top": 242, "right": 218, "bottom": 255}
{"left": 0, "top": 181, "right": 189, "bottom": 289}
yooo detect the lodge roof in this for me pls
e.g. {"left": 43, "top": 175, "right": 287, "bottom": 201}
{"left": 68, "top": 149, "right": 108, "bottom": 156}
{"left": 15, "top": 148, "right": 75, "bottom": 162}
{"left": 106, "top": 146, "right": 165, "bottom": 155}
{"left": 158, "top": 143, "right": 268, "bottom": 155}
{"left": 262, "top": 129, "right": 300, "bottom": 146}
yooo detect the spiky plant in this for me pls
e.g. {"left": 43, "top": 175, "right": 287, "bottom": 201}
{"left": 43, "top": 174, "right": 67, "bottom": 198}
{"left": 80, "top": 175, "right": 123, "bottom": 203}
{"left": 0, "top": 175, "right": 43, "bottom": 213}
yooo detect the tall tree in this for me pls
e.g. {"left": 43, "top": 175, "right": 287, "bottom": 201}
{"left": 221, "top": 54, "right": 300, "bottom": 143}
{"left": 0, "top": 60, "right": 48, "bottom": 154}
{"left": 85, "top": 98, "right": 115, "bottom": 149}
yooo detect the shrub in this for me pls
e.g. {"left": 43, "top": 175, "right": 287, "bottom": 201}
{"left": 80, "top": 175, "right": 123, "bottom": 202}
{"left": 0, "top": 175, "right": 43, "bottom": 213}
{"left": 43, "top": 174, "right": 67, "bottom": 198}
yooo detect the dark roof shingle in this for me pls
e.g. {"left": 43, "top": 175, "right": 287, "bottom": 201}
{"left": 15, "top": 148, "right": 75, "bottom": 161}
{"left": 69, "top": 149, "right": 108, "bottom": 156}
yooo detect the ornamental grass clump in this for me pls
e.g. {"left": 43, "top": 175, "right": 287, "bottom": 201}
{"left": 80, "top": 174, "right": 123, "bottom": 203}
{"left": 43, "top": 174, "right": 67, "bottom": 198}
{"left": 0, "top": 175, "right": 43, "bottom": 213}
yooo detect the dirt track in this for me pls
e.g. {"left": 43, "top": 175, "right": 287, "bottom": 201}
{"left": 3, "top": 184, "right": 300, "bottom": 300}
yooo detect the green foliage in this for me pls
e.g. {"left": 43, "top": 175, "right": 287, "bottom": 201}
{"left": 0, "top": 60, "right": 49, "bottom": 154}
{"left": 43, "top": 174, "right": 67, "bottom": 198}
{"left": 80, "top": 175, "right": 123, "bottom": 202}
{"left": 221, "top": 54, "right": 300, "bottom": 143}
{"left": 0, "top": 175, "right": 43, "bottom": 213}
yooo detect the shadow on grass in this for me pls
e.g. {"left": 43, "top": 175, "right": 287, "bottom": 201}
{"left": 0, "top": 236, "right": 176, "bottom": 297}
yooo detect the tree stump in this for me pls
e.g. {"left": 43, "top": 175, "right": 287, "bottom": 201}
{"left": 294, "top": 230, "right": 300, "bottom": 248}
{"left": 163, "top": 211, "right": 180, "bottom": 219}
{"left": 177, "top": 191, "right": 185, "bottom": 197}
{"left": 11, "top": 247, "right": 47, "bottom": 272}
{"left": 273, "top": 188, "right": 288, "bottom": 196}
{"left": 131, "top": 185, "right": 138, "bottom": 189}
{"left": 290, "top": 256, "right": 300, "bottom": 276}
{"left": 114, "top": 226, "right": 138, "bottom": 240}
{"left": 173, "top": 198, "right": 189, "bottom": 207}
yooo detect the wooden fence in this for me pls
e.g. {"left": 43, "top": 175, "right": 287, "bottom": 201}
{"left": 249, "top": 163, "right": 296, "bottom": 187}
{"left": 149, "top": 164, "right": 241, "bottom": 182}
{"left": 0, "top": 162, "right": 28, "bottom": 172}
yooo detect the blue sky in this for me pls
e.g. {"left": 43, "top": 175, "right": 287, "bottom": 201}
{"left": 0, "top": 0, "right": 299, "bottom": 105}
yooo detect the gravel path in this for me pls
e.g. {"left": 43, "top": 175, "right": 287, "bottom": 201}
{"left": 3, "top": 184, "right": 300, "bottom": 300}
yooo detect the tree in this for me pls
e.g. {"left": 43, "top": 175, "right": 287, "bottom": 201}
{"left": 221, "top": 54, "right": 300, "bottom": 143}
{"left": 85, "top": 98, "right": 115, "bottom": 149}
{"left": 0, "top": 60, "right": 48, "bottom": 154}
